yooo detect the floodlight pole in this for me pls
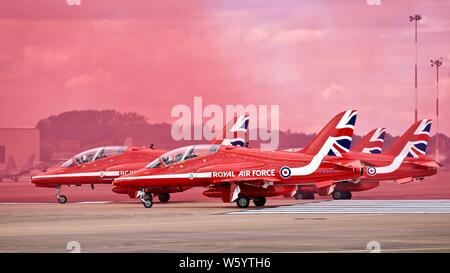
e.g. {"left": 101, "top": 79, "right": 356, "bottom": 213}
{"left": 409, "top": 14, "right": 421, "bottom": 123}
{"left": 430, "top": 58, "right": 443, "bottom": 163}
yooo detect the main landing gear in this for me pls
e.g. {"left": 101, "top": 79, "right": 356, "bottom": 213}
{"left": 235, "top": 196, "right": 266, "bottom": 208}
{"left": 56, "top": 185, "right": 67, "bottom": 204}
{"left": 253, "top": 197, "right": 266, "bottom": 207}
{"left": 294, "top": 192, "right": 315, "bottom": 200}
{"left": 236, "top": 196, "right": 250, "bottom": 208}
{"left": 331, "top": 190, "right": 352, "bottom": 200}
{"left": 157, "top": 193, "right": 170, "bottom": 203}
{"left": 139, "top": 189, "right": 153, "bottom": 208}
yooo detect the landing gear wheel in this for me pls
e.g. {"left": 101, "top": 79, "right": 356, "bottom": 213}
{"left": 58, "top": 195, "right": 67, "bottom": 204}
{"left": 294, "top": 193, "right": 303, "bottom": 200}
{"left": 140, "top": 192, "right": 153, "bottom": 208}
{"left": 236, "top": 196, "right": 250, "bottom": 208}
{"left": 295, "top": 192, "right": 315, "bottom": 200}
{"left": 253, "top": 197, "right": 266, "bottom": 207}
{"left": 332, "top": 190, "right": 343, "bottom": 200}
{"left": 304, "top": 192, "right": 315, "bottom": 199}
{"left": 344, "top": 191, "right": 352, "bottom": 200}
{"left": 143, "top": 199, "right": 153, "bottom": 208}
{"left": 332, "top": 190, "right": 351, "bottom": 200}
{"left": 158, "top": 193, "right": 170, "bottom": 203}
{"left": 55, "top": 185, "right": 67, "bottom": 204}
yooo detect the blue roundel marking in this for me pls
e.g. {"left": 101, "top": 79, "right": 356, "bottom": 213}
{"left": 280, "top": 166, "right": 292, "bottom": 179}
{"left": 366, "top": 167, "right": 376, "bottom": 176}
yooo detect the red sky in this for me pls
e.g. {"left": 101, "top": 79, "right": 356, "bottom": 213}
{"left": 0, "top": 0, "right": 449, "bottom": 136}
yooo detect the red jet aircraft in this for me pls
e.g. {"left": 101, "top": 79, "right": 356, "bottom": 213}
{"left": 31, "top": 146, "right": 166, "bottom": 203}
{"left": 113, "top": 110, "right": 365, "bottom": 208}
{"left": 31, "top": 115, "right": 250, "bottom": 204}
{"left": 296, "top": 119, "right": 438, "bottom": 200}
{"left": 293, "top": 127, "right": 386, "bottom": 199}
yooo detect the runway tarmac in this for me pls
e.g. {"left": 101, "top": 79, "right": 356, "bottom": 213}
{"left": 1, "top": 200, "right": 450, "bottom": 253}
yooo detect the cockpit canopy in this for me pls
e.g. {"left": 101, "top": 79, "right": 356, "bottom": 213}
{"left": 61, "top": 146, "right": 127, "bottom": 167}
{"left": 145, "top": 144, "right": 219, "bottom": 168}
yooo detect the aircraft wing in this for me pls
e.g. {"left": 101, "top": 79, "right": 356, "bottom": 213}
{"left": 394, "top": 177, "right": 414, "bottom": 184}
{"left": 328, "top": 159, "right": 363, "bottom": 169}
{"left": 410, "top": 161, "right": 442, "bottom": 168}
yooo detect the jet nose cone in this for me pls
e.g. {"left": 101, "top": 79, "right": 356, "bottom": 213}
{"left": 113, "top": 176, "right": 131, "bottom": 187}
{"left": 30, "top": 173, "right": 43, "bottom": 184}
{"left": 30, "top": 169, "right": 58, "bottom": 187}
{"left": 30, "top": 174, "right": 47, "bottom": 186}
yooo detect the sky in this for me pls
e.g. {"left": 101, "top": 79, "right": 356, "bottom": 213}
{"left": 0, "top": 0, "right": 449, "bottom": 136}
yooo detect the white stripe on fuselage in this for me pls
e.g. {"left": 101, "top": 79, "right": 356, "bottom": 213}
{"left": 291, "top": 137, "right": 336, "bottom": 176}
{"left": 115, "top": 172, "right": 212, "bottom": 181}
{"left": 371, "top": 120, "right": 429, "bottom": 174}
{"left": 373, "top": 142, "right": 413, "bottom": 174}
{"left": 32, "top": 171, "right": 120, "bottom": 179}
{"left": 116, "top": 137, "right": 339, "bottom": 181}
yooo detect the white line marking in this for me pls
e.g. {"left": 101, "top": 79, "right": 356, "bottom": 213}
{"left": 228, "top": 200, "right": 450, "bottom": 214}
{"left": 0, "top": 201, "right": 116, "bottom": 205}
{"left": 77, "top": 201, "right": 115, "bottom": 204}
{"left": 32, "top": 171, "right": 120, "bottom": 179}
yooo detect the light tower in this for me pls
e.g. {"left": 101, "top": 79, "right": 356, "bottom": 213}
{"left": 409, "top": 14, "right": 422, "bottom": 123}
{"left": 430, "top": 58, "right": 443, "bottom": 162}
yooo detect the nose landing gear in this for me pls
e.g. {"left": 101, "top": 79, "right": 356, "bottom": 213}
{"left": 139, "top": 188, "right": 153, "bottom": 208}
{"left": 56, "top": 185, "right": 67, "bottom": 204}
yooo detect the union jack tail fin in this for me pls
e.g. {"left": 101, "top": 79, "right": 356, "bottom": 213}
{"left": 351, "top": 128, "right": 386, "bottom": 154}
{"left": 210, "top": 114, "right": 249, "bottom": 147}
{"left": 383, "top": 119, "right": 432, "bottom": 158}
{"left": 299, "top": 110, "right": 357, "bottom": 157}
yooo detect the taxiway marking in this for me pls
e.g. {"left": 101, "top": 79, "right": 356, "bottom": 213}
{"left": 228, "top": 200, "right": 450, "bottom": 214}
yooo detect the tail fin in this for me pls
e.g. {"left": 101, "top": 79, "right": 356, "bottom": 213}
{"left": 299, "top": 110, "right": 357, "bottom": 157}
{"left": 383, "top": 119, "right": 432, "bottom": 158}
{"left": 351, "top": 128, "right": 386, "bottom": 154}
{"left": 210, "top": 114, "right": 249, "bottom": 147}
